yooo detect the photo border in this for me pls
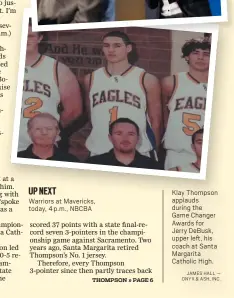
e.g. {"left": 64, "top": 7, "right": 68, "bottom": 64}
{"left": 31, "top": 0, "right": 227, "bottom": 32}
{"left": 11, "top": 8, "right": 219, "bottom": 180}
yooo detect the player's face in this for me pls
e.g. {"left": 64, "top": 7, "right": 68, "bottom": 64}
{"left": 28, "top": 117, "right": 58, "bottom": 146}
{"left": 102, "top": 37, "right": 132, "bottom": 63}
{"left": 192, "top": 133, "right": 203, "bottom": 159}
{"left": 187, "top": 49, "right": 210, "bottom": 71}
{"left": 109, "top": 123, "right": 139, "bottom": 153}
{"left": 27, "top": 26, "right": 42, "bottom": 53}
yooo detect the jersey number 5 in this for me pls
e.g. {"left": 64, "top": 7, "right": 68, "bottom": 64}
{"left": 23, "top": 97, "right": 43, "bottom": 118}
{"left": 182, "top": 112, "right": 201, "bottom": 136}
{"left": 109, "top": 106, "right": 118, "bottom": 124}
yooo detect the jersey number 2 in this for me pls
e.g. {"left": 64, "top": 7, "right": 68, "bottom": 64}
{"left": 109, "top": 106, "right": 118, "bottom": 124}
{"left": 23, "top": 97, "right": 43, "bottom": 118}
{"left": 182, "top": 112, "right": 201, "bottom": 136}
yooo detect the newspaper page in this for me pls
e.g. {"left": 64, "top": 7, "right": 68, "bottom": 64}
{"left": 0, "top": 0, "right": 233, "bottom": 297}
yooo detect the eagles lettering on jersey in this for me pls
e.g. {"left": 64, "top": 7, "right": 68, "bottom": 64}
{"left": 18, "top": 55, "right": 60, "bottom": 152}
{"left": 174, "top": 96, "right": 206, "bottom": 111}
{"left": 24, "top": 80, "right": 51, "bottom": 98}
{"left": 86, "top": 66, "right": 154, "bottom": 155}
{"left": 92, "top": 90, "right": 141, "bottom": 109}
{"left": 164, "top": 72, "right": 207, "bottom": 155}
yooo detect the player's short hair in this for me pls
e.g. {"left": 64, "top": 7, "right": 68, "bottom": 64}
{"left": 109, "top": 118, "right": 140, "bottom": 136}
{"left": 182, "top": 38, "right": 211, "bottom": 58}
{"left": 28, "top": 18, "right": 48, "bottom": 53}
{"left": 102, "top": 31, "right": 139, "bottom": 64}
{"left": 192, "top": 128, "right": 203, "bottom": 144}
{"left": 27, "top": 113, "right": 59, "bottom": 130}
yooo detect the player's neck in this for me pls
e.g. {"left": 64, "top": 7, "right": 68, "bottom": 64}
{"left": 114, "top": 149, "right": 135, "bottom": 165}
{"left": 188, "top": 69, "right": 208, "bottom": 83}
{"left": 107, "top": 60, "right": 131, "bottom": 76}
{"left": 26, "top": 52, "right": 41, "bottom": 67}
{"left": 32, "top": 144, "right": 54, "bottom": 159}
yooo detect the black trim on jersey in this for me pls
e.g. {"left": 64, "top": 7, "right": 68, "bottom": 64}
{"left": 192, "top": 163, "right": 200, "bottom": 171}
{"left": 120, "top": 65, "right": 133, "bottom": 76}
{"left": 105, "top": 67, "right": 112, "bottom": 77}
{"left": 55, "top": 60, "right": 59, "bottom": 88}
{"left": 187, "top": 72, "right": 201, "bottom": 84}
{"left": 89, "top": 72, "right": 93, "bottom": 89}
{"left": 31, "top": 54, "right": 43, "bottom": 68}
{"left": 105, "top": 65, "right": 133, "bottom": 77}
{"left": 142, "top": 72, "right": 147, "bottom": 95}
{"left": 171, "top": 75, "right": 176, "bottom": 97}
{"left": 143, "top": 71, "right": 158, "bottom": 153}
{"left": 142, "top": 71, "right": 147, "bottom": 116}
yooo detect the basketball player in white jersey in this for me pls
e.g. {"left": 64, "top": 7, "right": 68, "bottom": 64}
{"left": 169, "top": 128, "right": 203, "bottom": 173}
{"left": 83, "top": 31, "right": 162, "bottom": 158}
{"left": 161, "top": 38, "right": 210, "bottom": 170}
{"left": 19, "top": 20, "right": 82, "bottom": 152}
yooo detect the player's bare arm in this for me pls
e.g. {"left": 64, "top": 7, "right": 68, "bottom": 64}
{"left": 160, "top": 75, "right": 175, "bottom": 131}
{"left": 83, "top": 73, "right": 92, "bottom": 121}
{"left": 57, "top": 62, "right": 83, "bottom": 127}
{"left": 144, "top": 73, "right": 162, "bottom": 152}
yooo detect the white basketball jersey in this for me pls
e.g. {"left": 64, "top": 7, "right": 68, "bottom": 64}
{"left": 177, "top": 163, "right": 200, "bottom": 173}
{"left": 86, "top": 66, "right": 153, "bottom": 155}
{"left": 19, "top": 55, "right": 60, "bottom": 151}
{"left": 164, "top": 72, "right": 206, "bottom": 155}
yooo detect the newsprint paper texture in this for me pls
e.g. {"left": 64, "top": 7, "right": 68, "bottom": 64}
{"left": 0, "top": 1, "right": 234, "bottom": 298}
